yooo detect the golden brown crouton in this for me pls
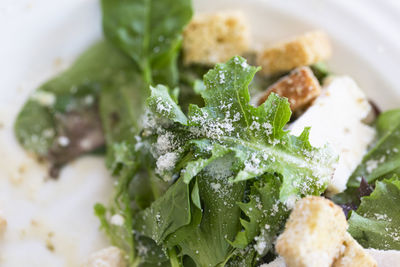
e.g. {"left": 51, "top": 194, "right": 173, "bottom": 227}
{"left": 82, "top": 247, "right": 127, "bottom": 267}
{"left": 257, "top": 66, "right": 321, "bottom": 111}
{"left": 276, "top": 196, "right": 347, "bottom": 267}
{"left": 333, "top": 233, "right": 377, "bottom": 267}
{"left": 257, "top": 31, "right": 332, "bottom": 75}
{"left": 183, "top": 11, "right": 250, "bottom": 65}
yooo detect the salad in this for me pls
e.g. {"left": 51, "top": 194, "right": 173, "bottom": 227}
{"left": 12, "top": 0, "right": 400, "bottom": 266}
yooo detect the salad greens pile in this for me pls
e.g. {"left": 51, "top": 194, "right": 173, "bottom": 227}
{"left": 13, "top": 0, "right": 400, "bottom": 266}
{"left": 348, "top": 176, "right": 400, "bottom": 250}
{"left": 335, "top": 108, "right": 400, "bottom": 251}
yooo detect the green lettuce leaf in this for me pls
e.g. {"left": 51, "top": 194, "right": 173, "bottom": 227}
{"left": 147, "top": 56, "right": 337, "bottom": 202}
{"left": 231, "top": 174, "right": 289, "bottom": 255}
{"left": 101, "top": 0, "right": 193, "bottom": 86}
{"left": 147, "top": 85, "right": 188, "bottom": 125}
{"left": 133, "top": 178, "right": 191, "bottom": 244}
{"left": 165, "top": 154, "right": 246, "bottom": 267}
{"left": 14, "top": 41, "right": 137, "bottom": 175}
{"left": 347, "top": 109, "right": 400, "bottom": 188}
{"left": 95, "top": 1, "right": 195, "bottom": 265}
{"left": 141, "top": 56, "right": 337, "bottom": 265}
{"left": 348, "top": 176, "right": 400, "bottom": 250}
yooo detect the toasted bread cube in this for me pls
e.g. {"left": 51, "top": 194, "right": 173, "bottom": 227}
{"left": 257, "top": 31, "right": 332, "bottom": 75}
{"left": 276, "top": 196, "right": 347, "bottom": 267}
{"left": 183, "top": 11, "right": 250, "bottom": 65}
{"left": 257, "top": 66, "right": 321, "bottom": 111}
{"left": 0, "top": 216, "right": 6, "bottom": 237}
{"left": 82, "top": 247, "right": 127, "bottom": 267}
{"left": 333, "top": 233, "right": 377, "bottom": 267}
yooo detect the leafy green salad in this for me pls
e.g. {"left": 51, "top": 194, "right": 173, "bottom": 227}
{"left": 14, "top": 0, "right": 400, "bottom": 266}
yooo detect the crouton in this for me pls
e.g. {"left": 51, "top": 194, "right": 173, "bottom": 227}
{"left": 82, "top": 247, "right": 127, "bottom": 267}
{"left": 183, "top": 11, "right": 250, "bottom": 65}
{"left": 0, "top": 215, "right": 6, "bottom": 237}
{"left": 257, "top": 66, "right": 321, "bottom": 111}
{"left": 276, "top": 196, "right": 347, "bottom": 267}
{"left": 257, "top": 31, "right": 332, "bottom": 75}
{"left": 333, "top": 233, "right": 377, "bottom": 267}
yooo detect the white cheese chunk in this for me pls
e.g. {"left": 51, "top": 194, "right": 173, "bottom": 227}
{"left": 289, "top": 76, "right": 375, "bottom": 194}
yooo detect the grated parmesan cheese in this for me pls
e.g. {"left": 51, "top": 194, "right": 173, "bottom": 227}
{"left": 110, "top": 214, "right": 125, "bottom": 226}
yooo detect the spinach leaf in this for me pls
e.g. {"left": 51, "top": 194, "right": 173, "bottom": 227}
{"left": 348, "top": 176, "right": 400, "bottom": 250}
{"left": 101, "top": 0, "right": 193, "bottom": 86}
{"left": 347, "top": 109, "right": 400, "bottom": 188}
{"left": 133, "top": 178, "right": 191, "bottom": 244}
{"left": 165, "top": 155, "right": 246, "bottom": 267}
{"left": 14, "top": 41, "right": 138, "bottom": 175}
{"left": 95, "top": 1, "right": 194, "bottom": 266}
{"left": 376, "top": 108, "right": 400, "bottom": 137}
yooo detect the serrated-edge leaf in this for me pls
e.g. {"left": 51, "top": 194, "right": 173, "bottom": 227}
{"left": 348, "top": 175, "right": 400, "bottom": 250}
{"left": 147, "top": 85, "right": 187, "bottom": 124}
{"left": 182, "top": 143, "right": 230, "bottom": 183}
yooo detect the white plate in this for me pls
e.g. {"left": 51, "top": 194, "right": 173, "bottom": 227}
{"left": 0, "top": 0, "right": 399, "bottom": 266}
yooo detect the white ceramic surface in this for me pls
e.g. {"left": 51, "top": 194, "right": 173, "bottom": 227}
{"left": 0, "top": 0, "right": 399, "bottom": 266}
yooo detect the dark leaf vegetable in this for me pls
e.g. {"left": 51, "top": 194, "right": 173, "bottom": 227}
{"left": 13, "top": 0, "right": 400, "bottom": 266}
{"left": 14, "top": 41, "right": 138, "bottom": 176}
{"left": 348, "top": 176, "right": 400, "bottom": 250}
{"left": 334, "top": 108, "right": 400, "bottom": 213}
{"left": 101, "top": 0, "right": 193, "bottom": 86}
{"left": 347, "top": 109, "right": 400, "bottom": 188}
{"left": 138, "top": 56, "right": 336, "bottom": 265}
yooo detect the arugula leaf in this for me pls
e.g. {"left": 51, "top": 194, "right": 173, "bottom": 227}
{"left": 376, "top": 109, "right": 400, "bottom": 137}
{"left": 165, "top": 154, "right": 246, "bottom": 267}
{"left": 133, "top": 178, "right": 191, "bottom": 244}
{"left": 101, "top": 0, "right": 193, "bottom": 85}
{"left": 310, "top": 62, "right": 331, "bottom": 83}
{"left": 142, "top": 56, "right": 337, "bottom": 265}
{"left": 177, "top": 60, "right": 210, "bottom": 112}
{"left": 14, "top": 41, "right": 137, "bottom": 175}
{"left": 348, "top": 176, "right": 400, "bottom": 250}
{"left": 136, "top": 235, "right": 170, "bottom": 265}
{"left": 148, "top": 56, "right": 336, "bottom": 202}
{"left": 231, "top": 174, "right": 289, "bottom": 255}
{"left": 347, "top": 109, "right": 400, "bottom": 188}
{"left": 147, "top": 85, "right": 188, "bottom": 125}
